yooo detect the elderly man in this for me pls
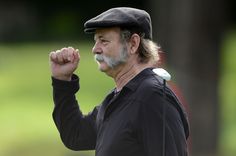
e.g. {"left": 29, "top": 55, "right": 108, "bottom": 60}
{"left": 49, "top": 7, "right": 189, "bottom": 156}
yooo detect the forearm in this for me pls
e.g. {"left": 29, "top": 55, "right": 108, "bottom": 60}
{"left": 52, "top": 75, "right": 97, "bottom": 150}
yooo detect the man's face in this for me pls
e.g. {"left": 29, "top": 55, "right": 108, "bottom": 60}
{"left": 92, "top": 27, "right": 129, "bottom": 74}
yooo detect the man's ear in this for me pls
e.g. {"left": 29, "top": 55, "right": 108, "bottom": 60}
{"left": 129, "top": 34, "right": 140, "bottom": 54}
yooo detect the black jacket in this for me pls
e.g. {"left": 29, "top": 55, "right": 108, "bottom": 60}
{"left": 52, "top": 68, "right": 189, "bottom": 156}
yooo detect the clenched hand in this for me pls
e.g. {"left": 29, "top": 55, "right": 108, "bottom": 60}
{"left": 49, "top": 47, "right": 80, "bottom": 81}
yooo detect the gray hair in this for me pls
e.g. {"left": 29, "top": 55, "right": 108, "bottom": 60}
{"left": 120, "top": 29, "right": 159, "bottom": 64}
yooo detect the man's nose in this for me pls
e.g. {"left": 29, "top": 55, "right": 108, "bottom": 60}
{"left": 92, "top": 42, "right": 102, "bottom": 54}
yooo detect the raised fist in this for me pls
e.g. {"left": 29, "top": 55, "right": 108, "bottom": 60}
{"left": 49, "top": 47, "right": 80, "bottom": 81}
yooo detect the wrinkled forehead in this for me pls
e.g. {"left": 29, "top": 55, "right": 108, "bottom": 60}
{"left": 94, "top": 27, "right": 122, "bottom": 40}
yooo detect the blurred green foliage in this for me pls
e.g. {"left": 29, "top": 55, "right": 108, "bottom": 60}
{"left": 0, "top": 30, "right": 236, "bottom": 155}
{"left": 219, "top": 30, "right": 236, "bottom": 156}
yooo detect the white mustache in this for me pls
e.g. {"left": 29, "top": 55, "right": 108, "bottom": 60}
{"left": 94, "top": 48, "right": 128, "bottom": 69}
{"left": 94, "top": 54, "right": 105, "bottom": 62}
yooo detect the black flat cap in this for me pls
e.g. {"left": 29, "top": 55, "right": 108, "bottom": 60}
{"left": 84, "top": 7, "right": 152, "bottom": 39}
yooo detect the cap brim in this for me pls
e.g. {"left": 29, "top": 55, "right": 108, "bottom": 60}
{"left": 84, "top": 27, "right": 97, "bottom": 33}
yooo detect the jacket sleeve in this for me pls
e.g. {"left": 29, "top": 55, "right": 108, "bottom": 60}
{"left": 136, "top": 91, "right": 188, "bottom": 156}
{"left": 52, "top": 74, "right": 97, "bottom": 151}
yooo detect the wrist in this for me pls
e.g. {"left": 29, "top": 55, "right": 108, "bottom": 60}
{"left": 52, "top": 74, "right": 80, "bottom": 92}
{"left": 52, "top": 74, "right": 72, "bottom": 81}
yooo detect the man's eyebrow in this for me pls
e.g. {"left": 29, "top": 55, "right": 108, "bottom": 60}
{"left": 94, "top": 35, "right": 104, "bottom": 41}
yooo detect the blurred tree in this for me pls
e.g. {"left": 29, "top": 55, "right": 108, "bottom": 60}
{"left": 0, "top": 0, "right": 145, "bottom": 42}
{"left": 148, "top": 0, "right": 228, "bottom": 156}
{"left": 0, "top": 1, "right": 39, "bottom": 42}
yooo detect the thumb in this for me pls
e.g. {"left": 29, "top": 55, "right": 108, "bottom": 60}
{"left": 72, "top": 49, "right": 80, "bottom": 63}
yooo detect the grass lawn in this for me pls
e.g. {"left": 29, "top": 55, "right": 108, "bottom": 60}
{"left": 0, "top": 30, "right": 235, "bottom": 156}
{"left": 0, "top": 41, "right": 113, "bottom": 156}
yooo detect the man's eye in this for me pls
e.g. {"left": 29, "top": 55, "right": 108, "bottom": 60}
{"left": 101, "top": 39, "right": 109, "bottom": 44}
